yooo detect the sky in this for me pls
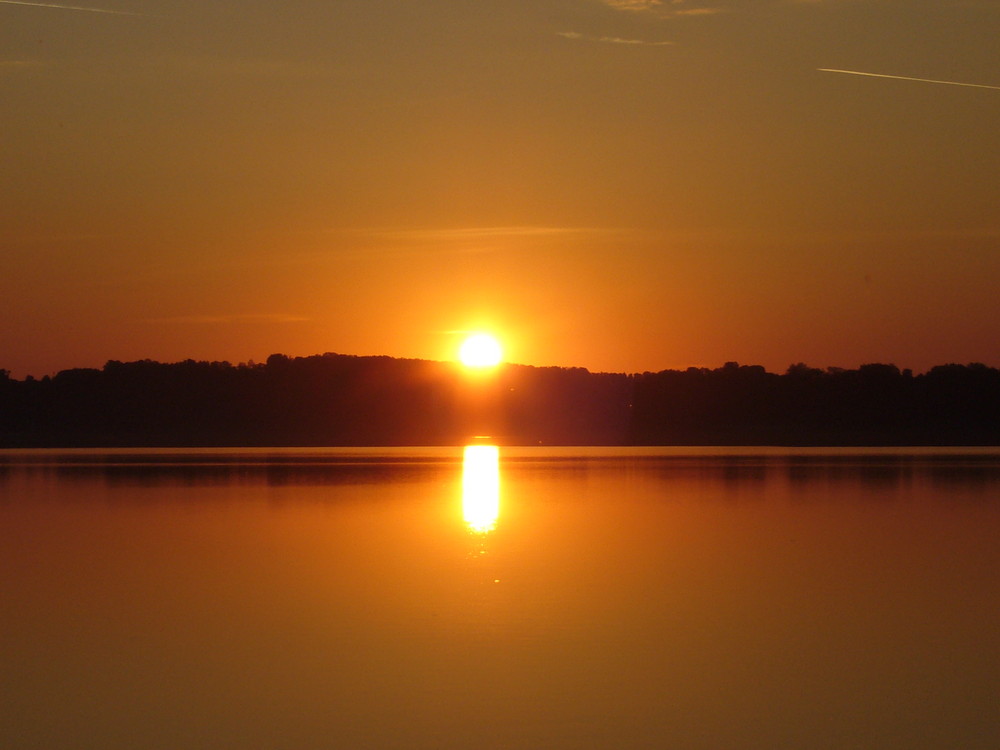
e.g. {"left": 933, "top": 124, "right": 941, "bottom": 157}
{"left": 2, "top": 0, "right": 998, "bottom": 378}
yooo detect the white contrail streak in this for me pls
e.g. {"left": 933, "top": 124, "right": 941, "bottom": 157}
{"left": 818, "top": 68, "right": 1000, "bottom": 91}
{"left": 0, "top": 0, "right": 142, "bottom": 15}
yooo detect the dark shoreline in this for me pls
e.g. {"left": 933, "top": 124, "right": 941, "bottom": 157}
{"left": 2, "top": 354, "right": 998, "bottom": 448}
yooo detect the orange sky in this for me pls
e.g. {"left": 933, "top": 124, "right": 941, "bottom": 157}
{"left": 2, "top": 0, "right": 999, "bottom": 377}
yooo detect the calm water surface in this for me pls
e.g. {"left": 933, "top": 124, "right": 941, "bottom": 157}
{"left": 2, "top": 447, "right": 998, "bottom": 749}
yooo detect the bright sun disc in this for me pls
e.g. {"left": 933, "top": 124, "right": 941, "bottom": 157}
{"left": 459, "top": 333, "right": 503, "bottom": 368}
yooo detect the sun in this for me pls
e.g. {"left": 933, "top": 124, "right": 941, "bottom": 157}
{"left": 458, "top": 333, "right": 503, "bottom": 368}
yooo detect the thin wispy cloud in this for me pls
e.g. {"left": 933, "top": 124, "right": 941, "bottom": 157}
{"left": 169, "top": 55, "right": 330, "bottom": 81}
{"left": 601, "top": 0, "right": 724, "bottom": 17}
{"left": 334, "top": 226, "right": 632, "bottom": 259}
{"left": 603, "top": 0, "right": 664, "bottom": 9}
{"left": 2, "top": 231, "right": 112, "bottom": 246}
{"left": 147, "top": 314, "right": 311, "bottom": 325}
{"left": 558, "top": 31, "right": 673, "bottom": 46}
{"left": 0, "top": 59, "right": 48, "bottom": 70}
{"left": 819, "top": 68, "right": 1000, "bottom": 91}
{"left": 360, "top": 226, "right": 621, "bottom": 244}
{"left": 0, "top": 0, "right": 144, "bottom": 15}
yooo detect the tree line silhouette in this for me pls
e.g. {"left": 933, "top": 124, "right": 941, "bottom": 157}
{"left": 1, "top": 354, "right": 998, "bottom": 446}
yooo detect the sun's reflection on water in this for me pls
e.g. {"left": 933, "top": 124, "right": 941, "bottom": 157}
{"left": 462, "top": 444, "right": 500, "bottom": 533}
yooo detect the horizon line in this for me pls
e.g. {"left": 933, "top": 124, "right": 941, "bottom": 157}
{"left": 6, "top": 352, "right": 997, "bottom": 382}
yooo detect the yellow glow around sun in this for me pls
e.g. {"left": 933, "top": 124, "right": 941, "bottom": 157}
{"left": 458, "top": 333, "right": 503, "bottom": 368}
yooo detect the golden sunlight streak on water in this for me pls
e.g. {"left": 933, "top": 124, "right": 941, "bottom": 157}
{"left": 462, "top": 445, "right": 500, "bottom": 533}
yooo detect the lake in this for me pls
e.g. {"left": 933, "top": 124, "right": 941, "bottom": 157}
{"left": 2, "top": 447, "right": 998, "bottom": 749}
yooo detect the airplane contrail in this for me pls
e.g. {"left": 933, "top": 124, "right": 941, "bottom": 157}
{"left": 818, "top": 68, "right": 1000, "bottom": 91}
{"left": 0, "top": 0, "right": 143, "bottom": 15}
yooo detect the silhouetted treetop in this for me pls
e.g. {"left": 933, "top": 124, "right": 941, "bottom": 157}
{"left": 1, "top": 355, "right": 997, "bottom": 447}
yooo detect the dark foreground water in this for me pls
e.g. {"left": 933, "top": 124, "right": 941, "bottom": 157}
{"left": 2, "top": 447, "right": 998, "bottom": 749}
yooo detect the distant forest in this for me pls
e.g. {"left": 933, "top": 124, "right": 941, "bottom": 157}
{"left": 2, "top": 354, "right": 999, "bottom": 446}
